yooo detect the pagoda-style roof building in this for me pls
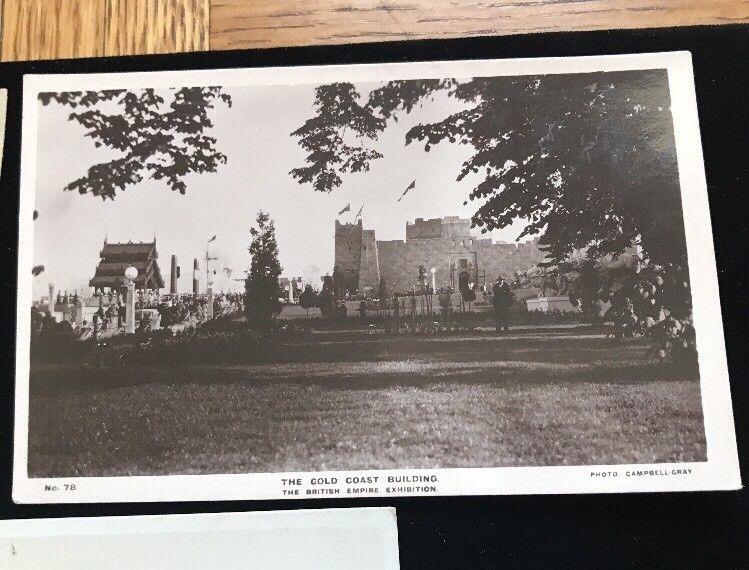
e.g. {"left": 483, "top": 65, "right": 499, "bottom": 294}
{"left": 89, "top": 239, "right": 165, "bottom": 292}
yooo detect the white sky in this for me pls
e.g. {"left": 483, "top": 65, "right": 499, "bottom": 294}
{"left": 32, "top": 81, "right": 527, "bottom": 298}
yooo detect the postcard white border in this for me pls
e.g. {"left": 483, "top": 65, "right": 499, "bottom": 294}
{"left": 12, "top": 52, "right": 741, "bottom": 503}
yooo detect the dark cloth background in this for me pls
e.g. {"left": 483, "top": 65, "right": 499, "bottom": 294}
{"left": 0, "top": 24, "right": 746, "bottom": 569}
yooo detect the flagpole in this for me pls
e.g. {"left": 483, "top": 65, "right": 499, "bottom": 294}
{"left": 206, "top": 236, "right": 218, "bottom": 295}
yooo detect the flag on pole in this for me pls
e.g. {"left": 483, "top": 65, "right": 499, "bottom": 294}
{"left": 208, "top": 235, "right": 217, "bottom": 242}
{"left": 398, "top": 180, "right": 416, "bottom": 202}
{"left": 355, "top": 204, "right": 364, "bottom": 219}
{"left": 338, "top": 203, "right": 351, "bottom": 215}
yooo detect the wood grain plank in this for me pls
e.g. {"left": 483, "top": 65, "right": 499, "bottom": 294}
{"left": 210, "top": 0, "right": 749, "bottom": 50}
{"left": 1, "top": 0, "right": 106, "bottom": 61}
{"left": 104, "top": 0, "right": 208, "bottom": 57}
{"left": 1, "top": 0, "right": 746, "bottom": 61}
{"left": 0, "top": 0, "right": 208, "bottom": 61}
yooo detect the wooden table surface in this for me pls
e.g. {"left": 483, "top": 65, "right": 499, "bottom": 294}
{"left": 1, "top": 0, "right": 747, "bottom": 61}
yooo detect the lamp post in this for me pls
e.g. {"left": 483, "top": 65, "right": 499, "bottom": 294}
{"left": 429, "top": 267, "right": 437, "bottom": 316}
{"left": 124, "top": 266, "right": 138, "bottom": 334}
{"left": 205, "top": 237, "right": 217, "bottom": 320}
{"left": 47, "top": 283, "right": 55, "bottom": 316}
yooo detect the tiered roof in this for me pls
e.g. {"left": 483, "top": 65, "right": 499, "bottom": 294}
{"left": 89, "top": 240, "right": 165, "bottom": 290}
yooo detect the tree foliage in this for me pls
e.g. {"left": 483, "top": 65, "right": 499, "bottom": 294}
{"left": 244, "top": 211, "right": 283, "bottom": 327}
{"left": 290, "top": 83, "right": 385, "bottom": 193}
{"left": 291, "top": 71, "right": 684, "bottom": 268}
{"left": 39, "top": 87, "right": 232, "bottom": 199}
{"left": 298, "top": 284, "right": 319, "bottom": 318}
{"left": 317, "top": 275, "right": 336, "bottom": 319}
{"left": 604, "top": 262, "right": 695, "bottom": 363}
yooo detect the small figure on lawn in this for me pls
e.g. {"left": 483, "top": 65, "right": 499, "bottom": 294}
{"left": 492, "top": 275, "right": 514, "bottom": 334}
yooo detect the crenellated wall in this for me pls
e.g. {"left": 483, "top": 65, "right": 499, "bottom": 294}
{"left": 334, "top": 217, "right": 545, "bottom": 296}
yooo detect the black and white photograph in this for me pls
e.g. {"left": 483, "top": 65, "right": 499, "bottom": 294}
{"left": 12, "top": 53, "right": 740, "bottom": 502}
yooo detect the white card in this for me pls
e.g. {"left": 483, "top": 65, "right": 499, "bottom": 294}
{"left": 12, "top": 52, "right": 740, "bottom": 503}
{"left": 0, "top": 508, "right": 400, "bottom": 570}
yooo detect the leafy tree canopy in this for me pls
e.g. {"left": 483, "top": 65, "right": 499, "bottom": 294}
{"left": 291, "top": 71, "right": 685, "bottom": 267}
{"left": 299, "top": 284, "right": 318, "bottom": 310}
{"left": 245, "top": 211, "right": 283, "bottom": 326}
{"left": 40, "top": 87, "right": 231, "bottom": 199}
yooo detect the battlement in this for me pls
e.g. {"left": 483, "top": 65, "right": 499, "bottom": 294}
{"left": 406, "top": 217, "right": 442, "bottom": 239}
{"left": 405, "top": 216, "right": 472, "bottom": 240}
{"left": 334, "top": 216, "right": 545, "bottom": 296}
{"left": 335, "top": 219, "right": 363, "bottom": 230}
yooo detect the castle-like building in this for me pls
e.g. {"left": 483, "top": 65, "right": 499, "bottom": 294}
{"left": 334, "top": 216, "right": 546, "bottom": 295}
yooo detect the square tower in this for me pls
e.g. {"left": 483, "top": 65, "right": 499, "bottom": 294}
{"left": 334, "top": 219, "right": 364, "bottom": 294}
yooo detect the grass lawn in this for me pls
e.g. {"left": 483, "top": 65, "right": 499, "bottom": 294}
{"left": 27, "top": 333, "right": 706, "bottom": 476}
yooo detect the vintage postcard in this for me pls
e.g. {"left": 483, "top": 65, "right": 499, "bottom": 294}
{"left": 12, "top": 52, "right": 740, "bottom": 503}
{"left": 0, "top": 508, "right": 399, "bottom": 569}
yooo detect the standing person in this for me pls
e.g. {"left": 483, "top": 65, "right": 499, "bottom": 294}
{"left": 492, "top": 275, "right": 513, "bottom": 334}
{"left": 92, "top": 313, "right": 99, "bottom": 343}
{"left": 106, "top": 303, "right": 116, "bottom": 329}
{"left": 95, "top": 305, "right": 106, "bottom": 332}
